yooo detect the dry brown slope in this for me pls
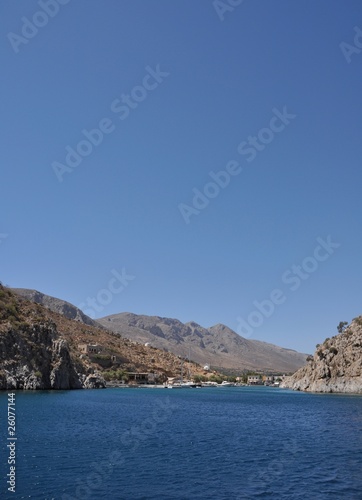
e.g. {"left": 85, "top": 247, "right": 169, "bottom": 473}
{"left": 0, "top": 287, "right": 209, "bottom": 389}
{"left": 98, "top": 312, "right": 308, "bottom": 373}
{"left": 11, "top": 288, "right": 99, "bottom": 327}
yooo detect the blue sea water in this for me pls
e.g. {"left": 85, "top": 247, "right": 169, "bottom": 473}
{"left": 1, "top": 386, "right": 362, "bottom": 500}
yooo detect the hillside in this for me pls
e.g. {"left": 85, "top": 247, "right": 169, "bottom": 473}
{"left": 11, "top": 288, "right": 99, "bottom": 327}
{"left": 0, "top": 286, "right": 210, "bottom": 390}
{"left": 281, "top": 317, "right": 362, "bottom": 393}
{"left": 9, "top": 287, "right": 308, "bottom": 373}
{"left": 98, "top": 312, "right": 308, "bottom": 373}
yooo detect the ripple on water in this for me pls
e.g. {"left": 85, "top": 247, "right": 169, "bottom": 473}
{"left": 1, "top": 387, "right": 362, "bottom": 499}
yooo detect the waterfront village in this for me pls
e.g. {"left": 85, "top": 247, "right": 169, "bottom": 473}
{"left": 78, "top": 343, "right": 286, "bottom": 388}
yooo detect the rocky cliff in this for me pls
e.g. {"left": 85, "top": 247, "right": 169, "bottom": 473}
{"left": 281, "top": 317, "right": 362, "bottom": 393}
{"left": 0, "top": 286, "right": 105, "bottom": 390}
{"left": 0, "top": 322, "right": 84, "bottom": 390}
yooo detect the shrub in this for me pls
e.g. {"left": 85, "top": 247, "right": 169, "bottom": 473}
{"left": 10, "top": 320, "right": 29, "bottom": 330}
{"left": 337, "top": 321, "right": 348, "bottom": 334}
{"left": 354, "top": 317, "right": 362, "bottom": 327}
{"left": 102, "top": 369, "right": 129, "bottom": 382}
{"left": 92, "top": 354, "right": 110, "bottom": 360}
{"left": 0, "top": 298, "right": 20, "bottom": 322}
{"left": 103, "top": 371, "right": 115, "bottom": 381}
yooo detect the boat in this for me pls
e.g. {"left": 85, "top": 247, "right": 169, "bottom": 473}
{"left": 217, "top": 381, "right": 235, "bottom": 387}
{"left": 181, "top": 381, "right": 197, "bottom": 388}
{"left": 163, "top": 352, "right": 199, "bottom": 388}
{"left": 164, "top": 381, "right": 196, "bottom": 389}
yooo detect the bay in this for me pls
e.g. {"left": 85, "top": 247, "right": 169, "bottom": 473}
{"left": 1, "top": 387, "right": 362, "bottom": 499}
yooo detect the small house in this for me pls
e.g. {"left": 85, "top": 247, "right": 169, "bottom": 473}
{"left": 247, "top": 375, "right": 263, "bottom": 385}
{"left": 78, "top": 344, "right": 103, "bottom": 355}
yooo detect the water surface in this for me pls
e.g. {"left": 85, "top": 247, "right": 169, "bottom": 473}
{"left": 1, "top": 387, "right": 362, "bottom": 499}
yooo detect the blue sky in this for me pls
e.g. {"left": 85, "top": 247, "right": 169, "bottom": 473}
{"left": 1, "top": 0, "right": 362, "bottom": 354}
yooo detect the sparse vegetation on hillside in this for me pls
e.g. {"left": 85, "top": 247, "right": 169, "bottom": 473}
{"left": 0, "top": 283, "right": 218, "bottom": 387}
{"left": 353, "top": 317, "right": 362, "bottom": 327}
{"left": 0, "top": 286, "right": 20, "bottom": 322}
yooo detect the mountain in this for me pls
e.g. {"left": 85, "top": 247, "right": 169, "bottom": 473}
{"left": 281, "top": 317, "right": 362, "bottom": 393}
{"left": 98, "top": 312, "right": 308, "bottom": 373}
{"left": 1, "top": 286, "right": 209, "bottom": 390}
{"left": 10, "top": 287, "right": 308, "bottom": 373}
{"left": 11, "top": 288, "right": 99, "bottom": 327}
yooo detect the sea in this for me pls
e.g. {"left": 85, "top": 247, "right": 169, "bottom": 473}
{"left": 1, "top": 386, "right": 362, "bottom": 500}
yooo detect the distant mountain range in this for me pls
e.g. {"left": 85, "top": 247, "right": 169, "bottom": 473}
{"left": 98, "top": 313, "right": 308, "bottom": 373}
{"left": 11, "top": 288, "right": 308, "bottom": 373}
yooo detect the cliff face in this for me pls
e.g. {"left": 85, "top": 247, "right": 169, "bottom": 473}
{"left": 281, "top": 317, "right": 362, "bottom": 393}
{"left": 0, "top": 286, "right": 105, "bottom": 390}
{"left": 0, "top": 321, "right": 84, "bottom": 390}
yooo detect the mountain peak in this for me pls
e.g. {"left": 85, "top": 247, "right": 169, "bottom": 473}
{"left": 98, "top": 312, "right": 307, "bottom": 373}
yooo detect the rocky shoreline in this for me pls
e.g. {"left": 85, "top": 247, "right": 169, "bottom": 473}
{"left": 0, "top": 321, "right": 106, "bottom": 390}
{"left": 281, "top": 317, "right": 362, "bottom": 393}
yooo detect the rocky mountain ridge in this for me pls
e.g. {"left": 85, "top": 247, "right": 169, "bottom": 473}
{"left": 11, "top": 288, "right": 99, "bottom": 327}
{"left": 98, "top": 312, "right": 308, "bottom": 373}
{"left": 281, "top": 317, "right": 362, "bottom": 393}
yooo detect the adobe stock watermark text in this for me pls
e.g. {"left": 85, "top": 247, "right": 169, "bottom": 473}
{"left": 213, "top": 0, "right": 244, "bottom": 22}
{"left": 178, "top": 106, "right": 296, "bottom": 224}
{"left": 236, "top": 236, "right": 340, "bottom": 338}
{"left": 52, "top": 64, "right": 170, "bottom": 182}
{"left": 78, "top": 268, "right": 135, "bottom": 319}
{"left": 340, "top": 26, "right": 362, "bottom": 63}
{"left": 7, "top": 0, "right": 71, "bottom": 54}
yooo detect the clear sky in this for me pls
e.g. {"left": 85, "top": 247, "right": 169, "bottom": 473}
{"left": 1, "top": 0, "right": 362, "bottom": 353}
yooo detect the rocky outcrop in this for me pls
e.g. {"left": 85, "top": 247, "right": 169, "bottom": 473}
{"left": 84, "top": 372, "right": 106, "bottom": 389}
{"left": 49, "top": 339, "right": 83, "bottom": 389}
{"left": 281, "top": 317, "right": 362, "bottom": 393}
{"left": 0, "top": 321, "right": 84, "bottom": 390}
